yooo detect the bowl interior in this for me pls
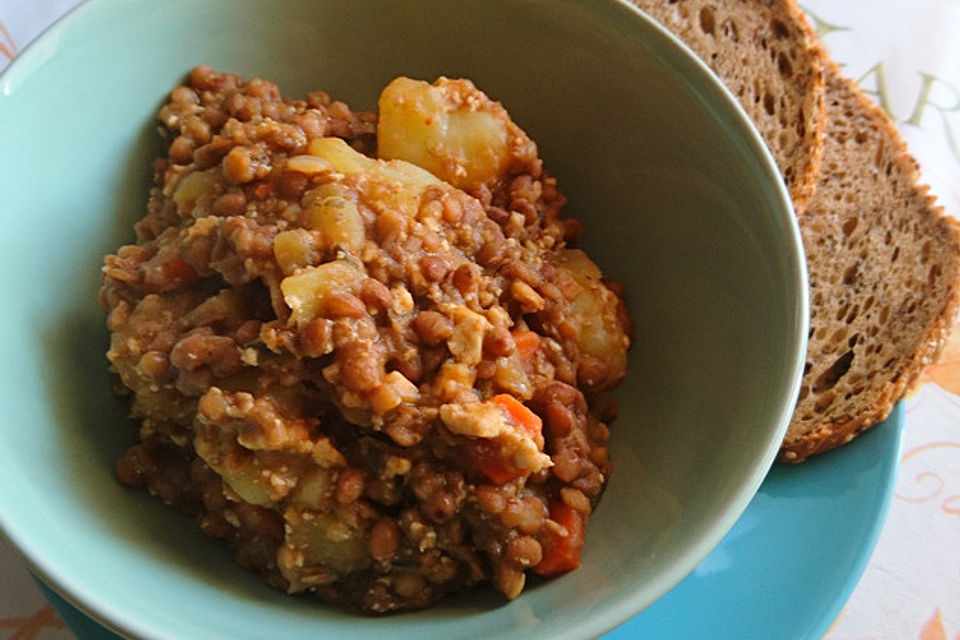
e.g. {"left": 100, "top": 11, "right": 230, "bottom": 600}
{"left": 0, "top": 1, "right": 806, "bottom": 639}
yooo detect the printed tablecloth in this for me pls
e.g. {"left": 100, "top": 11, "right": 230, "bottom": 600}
{"left": 2, "top": 1, "right": 959, "bottom": 639}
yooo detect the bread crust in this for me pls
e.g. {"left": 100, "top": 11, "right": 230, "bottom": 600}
{"left": 632, "top": 0, "right": 826, "bottom": 212}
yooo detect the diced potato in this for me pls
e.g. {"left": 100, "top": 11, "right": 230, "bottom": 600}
{"left": 303, "top": 195, "right": 365, "bottom": 253}
{"left": 302, "top": 182, "right": 345, "bottom": 204}
{"left": 281, "top": 259, "right": 365, "bottom": 326}
{"left": 173, "top": 168, "right": 225, "bottom": 216}
{"left": 289, "top": 465, "right": 335, "bottom": 509}
{"left": 194, "top": 430, "right": 275, "bottom": 506}
{"left": 273, "top": 228, "right": 318, "bottom": 274}
{"left": 222, "top": 463, "right": 275, "bottom": 506}
{"left": 308, "top": 137, "right": 440, "bottom": 190}
{"left": 307, "top": 137, "right": 440, "bottom": 218}
{"left": 377, "top": 77, "right": 519, "bottom": 189}
{"left": 286, "top": 511, "right": 371, "bottom": 574}
{"left": 553, "top": 249, "right": 630, "bottom": 386}
{"left": 308, "top": 137, "right": 374, "bottom": 174}
{"left": 556, "top": 247, "right": 603, "bottom": 282}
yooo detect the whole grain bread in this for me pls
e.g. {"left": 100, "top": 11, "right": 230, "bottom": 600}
{"left": 633, "top": 0, "right": 825, "bottom": 212}
{"left": 780, "top": 63, "right": 960, "bottom": 461}
{"left": 635, "top": 0, "right": 960, "bottom": 462}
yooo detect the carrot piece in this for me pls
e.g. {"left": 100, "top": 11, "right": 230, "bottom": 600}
{"left": 489, "top": 393, "right": 542, "bottom": 439}
{"left": 467, "top": 442, "right": 525, "bottom": 485}
{"left": 465, "top": 395, "right": 544, "bottom": 484}
{"left": 533, "top": 502, "right": 585, "bottom": 576}
{"left": 511, "top": 329, "right": 540, "bottom": 361}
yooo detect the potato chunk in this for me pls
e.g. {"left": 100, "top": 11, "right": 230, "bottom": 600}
{"left": 307, "top": 137, "right": 441, "bottom": 218}
{"left": 273, "top": 228, "right": 319, "bottom": 275}
{"left": 308, "top": 137, "right": 440, "bottom": 190}
{"left": 377, "top": 77, "right": 530, "bottom": 190}
{"left": 552, "top": 249, "right": 630, "bottom": 387}
{"left": 279, "top": 510, "right": 372, "bottom": 592}
{"left": 173, "top": 168, "right": 225, "bottom": 216}
{"left": 280, "top": 259, "right": 365, "bottom": 326}
{"left": 302, "top": 194, "right": 365, "bottom": 254}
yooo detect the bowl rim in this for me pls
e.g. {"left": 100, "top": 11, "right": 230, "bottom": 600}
{"left": 587, "top": 1, "right": 808, "bottom": 634}
{"left": 0, "top": 0, "right": 808, "bottom": 638}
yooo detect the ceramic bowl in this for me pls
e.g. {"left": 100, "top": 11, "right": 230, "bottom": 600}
{"left": 0, "top": 0, "right": 807, "bottom": 638}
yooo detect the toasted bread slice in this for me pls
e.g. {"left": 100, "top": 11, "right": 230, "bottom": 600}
{"left": 633, "top": 0, "right": 825, "bottom": 211}
{"left": 780, "top": 63, "right": 960, "bottom": 462}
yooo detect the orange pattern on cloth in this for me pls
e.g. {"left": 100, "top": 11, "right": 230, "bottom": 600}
{"left": 895, "top": 442, "right": 960, "bottom": 508}
{"left": 0, "top": 21, "right": 17, "bottom": 61}
{"left": 918, "top": 608, "right": 960, "bottom": 640}
{"left": 918, "top": 320, "right": 960, "bottom": 396}
{"left": 0, "top": 605, "right": 66, "bottom": 639}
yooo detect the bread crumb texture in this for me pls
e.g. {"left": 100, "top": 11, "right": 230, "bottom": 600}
{"left": 632, "top": 0, "right": 826, "bottom": 211}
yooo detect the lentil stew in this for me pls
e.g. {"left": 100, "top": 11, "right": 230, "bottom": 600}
{"left": 100, "top": 67, "right": 631, "bottom": 613}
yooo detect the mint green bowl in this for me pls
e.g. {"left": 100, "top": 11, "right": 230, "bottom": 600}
{"left": 0, "top": 1, "right": 807, "bottom": 638}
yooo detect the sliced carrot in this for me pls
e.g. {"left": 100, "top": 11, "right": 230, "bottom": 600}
{"left": 467, "top": 441, "right": 525, "bottom": 485}
{"left": 465, "top": 395, "right": 544, "bottom": 484}
{"left": 511, "top": 329, "right": 540, "bottom": 362}
{"left": 489, "top": 393, "right": 542, "bottom": 440}
{"left": 533, "top": 502, "right": 585, "bottom": 576}
{"left": 465, "top": 393, "right": 543, "bottom": 484}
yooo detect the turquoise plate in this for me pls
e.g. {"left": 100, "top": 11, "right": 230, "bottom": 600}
{"left": 40, "top": 404, "right": 903, "bottom": 640}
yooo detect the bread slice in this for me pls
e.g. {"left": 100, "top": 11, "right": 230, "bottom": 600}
{"left": 634, "top": 0, "right": 960, "bottom": 462}
{"left": 632, "top": 0, "right": 825, "bottom": 212}
{"left": 779, "top": 62, "right": 960, "bottom": 461}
